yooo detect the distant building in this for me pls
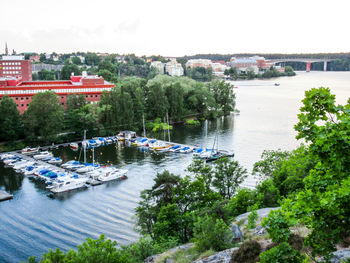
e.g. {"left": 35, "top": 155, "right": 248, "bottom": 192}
{"left": 29, "top": 55, "right": 40, "bottom": 63}
{"left": 186, "top": 59, "right": 212, "bottom": 68}
{"left": 0, "top": 55, "right": 32, "bottom": 81}
{"left": 230, "top": 56, "right": 275, "bottom": 73}
{"left": 151, "top": 61, "right": 165, "bottom": 74}
{"left": 165, "top": 59, "right": 184, "bottom": 76}
{"left": 211, "top": 62, "right": 229, "bottom": 76}
{"left": 0, "top": 73, "right": 114, "bottom": 114}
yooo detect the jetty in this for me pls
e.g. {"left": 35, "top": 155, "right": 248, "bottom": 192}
{"left": 0, "top": 190, "right": 13, "bottom": 202}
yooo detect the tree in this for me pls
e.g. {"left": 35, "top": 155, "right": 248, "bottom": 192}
{"left": 97, "top": 69, "right": 114, "bottom": 81}
{"left": 38, "top": 69, "right": 55, "bottom": 80}
{"left": 212, "top": 157, "right": 248, "bottom": 199}
{"left": 71, "top": 56, "right": 82, "bottom": 65}
{"left": 146, "top": 82, "right": 169, "bottom": 119}
{"left": 252, "top": 149, "right": 290, "bottom": 178}
{"left": 165, "top": 82, "right": 184, "bottom": 121}
{"left": 0, "top": 95, "right": 21, "bottom": 142}
{"left": 208, "top": 80, "right": 236, "bottom": 116}
{"left": 39, "top": 53, "right": 46, "bottom": 63}
{"left": 84, "top": 52, "right": 100, "bottom": 66}
{"left": 22, "top": 91, "right": 64, "bottom": 142}
{"left": 61, "top": 63, "right": 82, "bottom": 80}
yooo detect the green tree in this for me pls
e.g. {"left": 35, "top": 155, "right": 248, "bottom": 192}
{"left": 84, "top": 52, "right": 100, "bottom": 66}
{"left": 208, "top": 80, "right": 236, "bottom": 116}
{"left": 39, "top": 53, "right": 46, "bottom": 63}
{"left": 146, "top": 82, "right": 169, "bottom": 119}
{"left": 97, "top": 69, "right": 114, "bottom": 81}
{"left": 212, "top": 157, "right": 248, "bottom": 199}
{"left": 71, "top": 56, "right": 82, "bottom": 65}
{"left": 252, "top": 149, "right": 290, "bottom": 178}
{"left": 61, "top": 63, "right": 82, "bottom": 80}
{"left": 22, "top": 91, "right": 64, "bottom": 142}
{"left": 165, "top": 82, "right": 184, "bottom": 121}
{"left": 0, "top": 95, "right": 22, "bottom": 141}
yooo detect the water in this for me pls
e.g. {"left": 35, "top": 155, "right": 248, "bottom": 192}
{"left": 0, "top": 71, "right": 349, "bottom": 262}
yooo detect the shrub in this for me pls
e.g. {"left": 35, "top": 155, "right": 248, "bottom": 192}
{"left": 193, "top": 215, "right": 232, "bottom": 252}
{"left": 259, "top": 242, "right": 308, "bottom": 263}
{"left": 261, "top": 209, "right": 293, "bottom": 243}
{"left": 246, "top": 206, "right": 259, "bottom": 230}
{"left": 288, "top": 233, "right": 304, "bottom": 251}
{"left": 231, "top": 240, "right": 261, "bottom": 263}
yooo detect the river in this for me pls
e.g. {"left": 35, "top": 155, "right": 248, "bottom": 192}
{"left": 0, "top": 71, "right": 349, "bottom": 262}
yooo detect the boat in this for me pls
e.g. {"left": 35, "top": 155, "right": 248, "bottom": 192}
{"left": 135, "top": 138, "right": 149, "bottom": 147}
{"left": 21, "top": 147, "right": 40, "bottom": 154}
{"left": 70, "top": 143, "right": 79, "bottom": 149}
{"left": 13, "top": 161, "right": 35, "bottom": 171}
{"left": 0, "top": 153, "right": 15, "bottom": 160}
{"left": 75, "top": 163, "right": 100, "bottom": 173}
{"left": 116, "top": 131, "right": 136, "bottom": 141}
{"left": 3, "top": 156, "right": 22, "bottom": 164}
{"left": 274, "top": 83, "right": 280, "bottom": 86}
{"left": 50, "top": 177, "right": 88, "bottom": 193}
{"left": 65, "top": 162, "right": 85, "bottom": 170}
{"left": 169, "top": 145, "right": 181, "bottom": 152}
{"left": 33, "top": 151, "right": 53, "bottom": 160}
{"left": 48, "top": 157, "right": 62, "bottom": 164}
{"left": 25, "top": 165, "right": 47, "bottom": 176}
{"left": 97, "top": 168, "right": 128, "bottom": 182}
{"left": 193, "top": 120, "right": 208, "bottom": 157}
{"left": 177, "top": 146, "right": 194, "bottom": 154}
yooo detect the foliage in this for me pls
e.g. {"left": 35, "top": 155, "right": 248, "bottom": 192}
{"left": 208, "top": 80, "right": 236, "bottom": 116}
{"left": 261, "top": 209, "right": 293, "bottom": 243}
{"left": 185, "top": 119, "right": 200, "bottom": 125}
{"left": 38, "top": 69, "right": 56, "bottom": 80}
{"left": 0, "top": 95, "right": 21, "bottom": 142}
{"left": 22, "top": 91, "right": 64, "bottom": 142}
{"left": 255, "top": 179, "right": 280, "bottom": 207}
{"left": 192, "top": 215, "right": 232, "bottom": 252}
{"left": 226, "top": 188, "right": 259, "bottom": 217}
{"left": 247, "top": 206, "right": 259, "bottom": 230}
{"left": 231, "top": 240, "right": 261, "bottom": 263}
{"left": 185, "top": 67, "right": 213, "bottom": 82}
{"left": 259, "top": 242, "right": 308, "bottom": 263}
{"left": 27, "top": 235, "right": 128, "bottom": 263}
{"left": 61, "top": 63, "right": 82, "bottom": 80}
{"left": 212, "top": 157, "right": 248, "bottom": 199}
{"left": 252, "top": 149, "right": 290, "bottom": 178}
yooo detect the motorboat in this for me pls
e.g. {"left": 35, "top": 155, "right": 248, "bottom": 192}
{"left": 75, "top": 163, "right": 100, "bottom": 173}
{"left": 48, "top": 157, "right": 62, "bottom": 164}
{"left": 97, "top": 168, "right": 128, "bottom": 182}
{"left": 14, "top": 161, "right": 35, "bottom": 171}
{"left": 3, "top": 156, "right": 22, "bottom": 164}
{"left": 105, "top": 137, "right": 114, "bottom": 144}
{"left": 50, "top": 177, "right": 88, "bottom": 193}
{"left": 0, "top": 153, "right": 15, "bottom": 160}
{"left": 177, "top": 146, "right": 194, "bottom": 153}
{"left": 21, "top": 147, "right": 40, "bottom": 154}
{"left": 169, "top": 145, "right": 181, "bottom": 152}
{"left": 33, "top": 151, "right": 53, "bottom": 160}
{"left": 88, "top": 139, "right": 100, "bottom": 147}
{"left": 193, "top": 148, "right": 204, "bottom": 157}
{"left": 25, "top": 165, "right": 47, "bottom": 176}
{"left": 66, "top": 162, "right": 85, "bottom": 171}
{"left": 70, "top": 143, "right": 79, "bottom": 149}
{"left": 117, "top": 131, "right": 136, "bottom": 141}
{"left": 62, "top": 160, "right": 78, "bottom": 168}
{"left": 135, "top": 138, "right": 148, "bottom": 147}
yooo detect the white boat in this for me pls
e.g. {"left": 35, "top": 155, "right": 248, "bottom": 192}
{"left": 97, "top": 168, "right": 128, "bottom": 182}
{"left": 48, "top": 157, "right": 62, "bottom": 164}
{"left": 24, "top": 165, "right": 47, "bottom": 176}
{"left": 50, "top": 177, "right": 88, "bottom": 193}
{"left": 178, "top": 146, "right": 194, "bottom": 153}
{"left": 135, "top": 138, "right": 148, "bottom": 147}
{"left": 75, "top": 163, "right": 100, "bottom": 173}
{"left": 14, "top": 161, "right": 35, "bottom": 170}
{"left": 21, "top": 147, "right": 40, "bottom": 154}
{"left": 62, "top": 160, "right": 78, "bottom": 168}
{"left": 33, "top": 151, "right": 53, "bottom": 160}
{"left": 70, "top": 143, "right": 79, "bottom": 149}
{"left": 3, "top": 156, "right": 21, "bottom": 164}
{"left": 0, "top": 153, "right": 15, "bottom": 160}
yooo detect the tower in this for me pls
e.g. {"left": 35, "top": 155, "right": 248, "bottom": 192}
{"left": 5, "top": 42, "right": 8, "bottom": 55}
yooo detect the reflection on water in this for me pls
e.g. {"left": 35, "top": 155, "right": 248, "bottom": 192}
{"left": 0, "top": 71, "right": 349, "bottom": 262}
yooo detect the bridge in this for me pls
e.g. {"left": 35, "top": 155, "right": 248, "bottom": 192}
{"left": 270, "top": 58, "right": 335, "bottom": 72}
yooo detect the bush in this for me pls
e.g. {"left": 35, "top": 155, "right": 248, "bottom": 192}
{"left": 261, "top": 209, "right": 293, "bottom": 243}
{"left": 288, "top": 233, "right": 304, "bottom": 251}
{"left": 193, "top": 215, "right": 232, "bottom": 252}
{"left": 259, "top": 242, "right": 308, "bottom": 263}
{"left": 231, "top": 240, "right": 261, "bottom": 263}
{"left": 186, "top": 119, "right": 200, "bottom": 125}
{"left": 247, "top": 208, "right": 258, "bottom": 230}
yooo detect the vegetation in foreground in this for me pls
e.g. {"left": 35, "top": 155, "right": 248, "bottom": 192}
{"left": 26, "top": 87, "right": 350, "bottom": 262}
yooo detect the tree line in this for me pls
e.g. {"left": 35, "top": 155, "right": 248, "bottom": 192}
{"left": 0, "top": 76, "right": 236, "bottom": 148}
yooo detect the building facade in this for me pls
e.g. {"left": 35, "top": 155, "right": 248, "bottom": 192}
{"left": 150, "top": 61, "right": 165, "bottom": 74}
{"left": 185, "top": 59, "right": 212, "bottom": 68}
{"left": 165, "top": 59, "right": 184, "bottom": 76}
{"left": 0, "top": 56, "right": 32, "bottom": 81}
{"left": 0, "top": 74, "right": 114, "bottom": 114}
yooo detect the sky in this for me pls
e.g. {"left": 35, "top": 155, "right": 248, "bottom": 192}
{"left": 1, "top": 0, "right": 349, "bottom": 56}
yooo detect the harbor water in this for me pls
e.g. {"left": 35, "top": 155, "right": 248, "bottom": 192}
{"left": 0, "top": 71, "right": 349, "bottom": 262}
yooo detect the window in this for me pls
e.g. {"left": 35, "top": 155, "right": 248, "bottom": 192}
{"left": 21, "top": 104, "right": 24, "bottom": 107}
{"left": 95, "top": 95, "right": 98, "bottom": 97}
{"left": 16, "top": 98, "right": 18, "bottom": 100}
{"left": 26, "top": 97, "right": 29, "bottom": 100}
{"left": 26, "top": 104, "right": 29, "bottom": 106}
{"left": 61, "top": 103, "right": 64, "bottom": 105}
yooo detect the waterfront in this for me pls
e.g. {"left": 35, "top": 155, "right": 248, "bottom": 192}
{"left": 0, "top": 71, "right": 349, "bottom": 262}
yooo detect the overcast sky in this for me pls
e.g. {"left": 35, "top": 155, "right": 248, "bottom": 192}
{"left": 1, "top": 0, "right": 349, "bottom": 56}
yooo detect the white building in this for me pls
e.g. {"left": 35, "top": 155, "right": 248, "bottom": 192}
{"left": 211, "top": 62, "right": 229, "bottom": 76}
{"left": 151, "top": 61, "right": 165, "bottom": 74}
{"left": 165, "top": 59, "right": 184, "bottom": 76}
{"left": 185, "top": 59, "right": 212, "bottom": 68}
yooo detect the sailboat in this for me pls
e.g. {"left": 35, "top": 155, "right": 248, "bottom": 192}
{"left": 199, "top": 119, "right": 223, "bottom": 162}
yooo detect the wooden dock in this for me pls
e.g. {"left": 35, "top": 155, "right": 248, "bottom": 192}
{"left": 0, "top": 190, "right": 13, "bottom": 202}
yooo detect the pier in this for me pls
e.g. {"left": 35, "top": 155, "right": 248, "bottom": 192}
{"left": 0, "top": 190, "right": 13, "bottom": 202}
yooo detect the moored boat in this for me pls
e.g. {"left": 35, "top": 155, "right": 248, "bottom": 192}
{"left": 21, "top": 147, "right": 40, "bottom": 154}
{"left": 33, "top": 151, "right": 53, "bottom": 160}
{"left": 70, "top": 143, "right": 79, "bottom": 149}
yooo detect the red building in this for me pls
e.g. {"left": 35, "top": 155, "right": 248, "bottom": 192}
{"left": 0, "top": 74, "right": 114, "bottom": 114}
{"left": 0, "top": 56, "right": 32, "bottom": 81}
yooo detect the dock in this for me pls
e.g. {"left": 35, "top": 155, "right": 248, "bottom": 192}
{"left": 16, "top": 153, "right": 68, "bottom": 174}
{"left": 0, "top": 190, "right": 13, "bottom": 202}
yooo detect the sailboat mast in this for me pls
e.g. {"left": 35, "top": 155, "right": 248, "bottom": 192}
{"left": 142, "top": 114, "right": 146, "bottom": 138}
{"left": 84, "top": 130, "right": 86, "bottom": 163}
{"left": 166, "top": 112, "right": 170, "bottom": 143}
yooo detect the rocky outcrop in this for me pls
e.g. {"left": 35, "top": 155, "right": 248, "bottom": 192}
{"left": 230, "top": 223, "right": 244, "bottom": 243}
{"left": 235, "top": 207, "right": 280, "bottom": 223}
{"left": 192, "top": 247, "right": 239, "bottom": 263}
{"left": 329, "top": 249, "right": 350, "bottom": 263}
{"left": 144, "top": 243, "right": 194, "bottom": 263}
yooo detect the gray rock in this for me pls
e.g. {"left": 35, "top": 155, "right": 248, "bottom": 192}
{"left": 144, "top": 254, "right": 159, "bottom": 263}
{"left": 329, "top": 249, "right": 350, "bottom": 263}
{"left": 235, "top": 207, "right": 281, "bottom": 223}
{"left": 144, "top": 243, "right": 194, "bottom": 263}
{"left": 192, "top": 247, "right": 239, "bottom": 263}
{"left": 231, "top": 223, "right": 244, "bottom": 243}
{"left": 253, "top": 225, "right": 267, "bottom": 236}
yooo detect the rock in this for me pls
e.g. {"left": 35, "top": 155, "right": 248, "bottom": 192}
{"left": 329, "top": 249, "right": 350, "bottom": 263}
{"left": 253, "top": 225, "right": 267, "bottom": 236}
{"left": 230, "top": 223, "right": 244, "bottom": 243}
{"left": 144, "top": 254, "right": 159, "bottom": 263}
{"left": 235, "top": 207, "right": 280, "bottom": 223}
{"left": 144, "top": 243, "right": 194, "bottom": 263}
{"left": 192, "top": 247, "right": 239, "bottom": 263}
